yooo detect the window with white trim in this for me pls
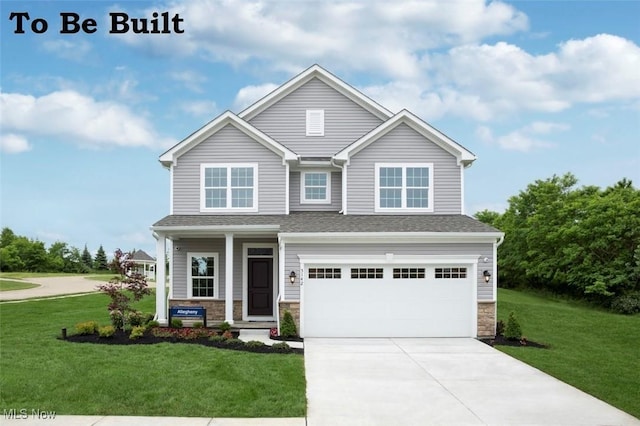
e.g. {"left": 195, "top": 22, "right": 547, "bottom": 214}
{"left": 306, "top": 109, "right": 324, "bottom": 136}
{"left": 188, "top": 253, "right": 218, "bottom": 298}
{"left": 351, "top": 268, "right": 384, "bottom": 279}
{"left": 393, "top": 268, "right": 426, "bottom": 279}
{"left": 435, "top": 267, "right": 467, "bottom": 279}
{"left": 301, "top": 172, "right": 331, "bottom": 204}
{"left": 375, "top": 163, "right": 433, "bottom": 212}
{"left": 308, "top": 268, "right": 341, "bottom": 279}
{"left": 201, "top": 164, "right": 258, "bottom": 212}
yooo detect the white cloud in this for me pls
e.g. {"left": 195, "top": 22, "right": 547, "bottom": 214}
{"left": 0, "top": 133, "right": 31, "bottom": 153}
{"left": 180, "top": 100, "right": 218, "bottom": 117}
{"left": 0, "top": 90, "right": 174, "bottom": 149}
{"left": 42, "top": 39, "right": 91, "bottom": 61}
{"left": 170, "top": 70, "right": 207, "bottom": 93}
{"left": 477, "top": 121, "right": 568, "bottom": 152}
{"left": 233, "top": 83, "right": 278, "bottom": 111}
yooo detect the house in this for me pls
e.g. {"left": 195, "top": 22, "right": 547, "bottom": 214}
{"left": 151, "top": 65, "right": 503, "bottom": 338}
{"left": 130, "top": 249, "right": 156, "bottom": 281}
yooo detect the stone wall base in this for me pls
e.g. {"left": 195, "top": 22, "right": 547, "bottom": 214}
{"left": 169, "top": 299, "right": 242, "bottom": 323}
{"left": 477, "top": 301, "right": 496, "bottom": 338}
{"left": 278, "top": 301, "right": 301, "bottom": 333}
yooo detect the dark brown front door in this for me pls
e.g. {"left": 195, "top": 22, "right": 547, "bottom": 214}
{"left": 248, "top": 258, "right": 273, "bottom": 316}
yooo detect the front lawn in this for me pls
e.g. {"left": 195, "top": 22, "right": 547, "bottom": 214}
{"left": 0, "top": 279, "right": 39, "bottom": 291}
{"left": 0, "top": 292, "right": 306, "bottom": 417}
{"left": 497, "top": 288, "right": 640, "bottom": 418}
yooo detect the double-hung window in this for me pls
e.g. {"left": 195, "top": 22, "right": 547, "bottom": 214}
{"left": 187, "top": 253, "right": 218, "bottom": 298}
{"left": 201, "top": 164, "right": 258, "bottom": 212}
{"left": 301, "top": 171, "right": 331, "bottom": 204}
{"left": 375, "top": 163, "right": 433, "bottom": 212}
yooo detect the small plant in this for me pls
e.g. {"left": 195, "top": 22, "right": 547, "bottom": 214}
{"left": 98, "top": 325, "right": 115, "bottom": 338}
{"left": 219, "top": 321, "right": 231, "bottom": 332}
{"left": 127, "top": 311, "right": 145, "bottom": 326}
{"left": 109, "top": 310, "right": 124, "bottom": 330}
{"left": 221, "top": 330, "right": 233, "bottom": 340}
{"left": 224, "top": 338, "right": 244, "bottom": 346}
{"left": 269, "top": 327, "right": 278, "bottom": 338}
{"left": 504, "top": 311, "right": 522, "bottom": 341}
{"left": 271, "top": 341, "right": 291, "bottom": 352}
{"left": 246, "top": 340, "right": 265, "bottom": 348}
{"left": 496, "top": 319, "right": 505, "bottom": 336}
{"left": 129, "top": 325, "right": 146, "bottom": 340}
{"left": 280, "top": 310, "right": 297, "bottom": 338}
{"left": 146, "top": 320, "right": 160, "bottom": 329}
{"left": 209, "top": 335, "right": 226, "bottom": 342}
{"left": 192, "top": 321, "right": 204, "bottom": 329}
{"left": 170, "top": 318, "right": 183, "bottom": 328}
{"left": 520, "top": 336, "right": 528, "bottom": 346}
{"left": 610, "top": 292, "right": 640, "bottom": 315}
{"left": 75, "top": 321, "right": 99, "bottom": 335}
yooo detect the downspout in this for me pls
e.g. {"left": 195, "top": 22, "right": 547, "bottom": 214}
{"left": 331, "top": 159, "right": 346, "bottom": 214}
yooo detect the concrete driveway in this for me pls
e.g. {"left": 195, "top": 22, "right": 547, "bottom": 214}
{"left": 305, "top": 338, "right": 639, "bottom": 426}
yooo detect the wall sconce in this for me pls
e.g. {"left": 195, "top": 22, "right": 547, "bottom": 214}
{"left": 289, "top": 271, "right": 297, "bottom": 284}
{"left": 483, "top": 270, "right": 491, "bottom": 283}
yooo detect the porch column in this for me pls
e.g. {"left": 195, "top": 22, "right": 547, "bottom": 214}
{"left": 225, "top": 233, "right": 234, "bottom": 324}
{"left": 154, "top": 233, "right": 167, "bottom": 325}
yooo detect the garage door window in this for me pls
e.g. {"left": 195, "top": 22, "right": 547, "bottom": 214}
{"left": 393, "top": 268, "right": 426, "bottom": 279}
{"left": 309, "top": 268, "right": 341, "bottom": 279}
{"left": 351, "top": 268, "right": 384, "bottom": 279}
{"left": 435, "top": 267, "right": 467, "bottom": 279}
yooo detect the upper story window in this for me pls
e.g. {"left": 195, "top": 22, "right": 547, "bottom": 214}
{"left": 201, "top": 163, "right": 258, "bottom": 212}
{"left": 301, "top": 171, "right": 331, "bottom": 204}
{"left": 306, "top": 109, "right": 324, "bottom": 136}
{"left": 375, "top": 163, "right": 433, "bottom": 212}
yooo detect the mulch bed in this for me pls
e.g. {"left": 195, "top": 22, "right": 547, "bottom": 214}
{"left": 480, "top": 335, "right": 549, "bottom": 349}
{"left": 63, "top": 330, "right": 304, "bottom": 354}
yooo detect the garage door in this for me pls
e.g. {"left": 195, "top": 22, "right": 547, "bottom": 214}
{"left": 302, "top": 264, "right": 475, "bottom": 337}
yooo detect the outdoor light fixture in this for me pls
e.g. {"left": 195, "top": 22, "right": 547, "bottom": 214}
{"left": 289, "top": 270, "right": 297, "bottom": 284}
{"left": 483, "top": 270, "right": 491, "bottom": 283}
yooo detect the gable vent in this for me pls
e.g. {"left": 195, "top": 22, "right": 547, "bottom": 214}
{"left": 306, "top": 109, "right": 325, "bottom": 136}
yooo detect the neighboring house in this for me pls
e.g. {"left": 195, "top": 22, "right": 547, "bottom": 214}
{"left": 151, "top": 65, "right": 503, "bottom": 338}
{"left": 131, "top": 249, "right": 156, "bottom": 281}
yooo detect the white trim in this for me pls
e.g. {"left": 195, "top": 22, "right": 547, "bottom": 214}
{"left": 154, "top": 233, "right": 167, "bottom": 324}
{"left": 285, "top": 162, "right": 290, "bottom": 215}
{"left": 224, "top": 235, "right": 234, "bottom": 323}
{"left": 460, "top": 164, "right": 465, "bottom": 215}
{"left": 298, "top": 254, "right": 480, "bottom": 265}
{"left": 200, "top": 163, "right": 258, "bottom": 213}
{"left": 342, "top": 163, "right": 347, "bottom": 214}
{"left": 306, "top": 109, "right": 325, "bottom": 136}
{"left": 242, "top": 242, "right": 278, "bottom": 321}
{"left": 186, "top": 252, "right": 219, "bottom": 299}
{"left": 167, "top": 239, "right": 173, "bottom": 300}
{"left": 280, "top": 232, "right": 504, "bottom": 244}
{"left": 169, "top": 166, "right": 174, "bottom": 215}
{"left": 492, "top": 240, "right": 498, "bottom": 303}
{"left": 278, "top": 238, "right": 286, "bottom": 301}
{"left": 374, "top": 163, "right": 434, "bottom": 213}
{"left": 300, "top": 171, "right": 331, "bottom": 204}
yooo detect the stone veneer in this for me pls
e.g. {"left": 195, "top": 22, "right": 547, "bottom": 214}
{"left": 477, "top": 301, "right": 496, "bottom": 337}
{"left": 169, "top": 299, "right": 242, "bottom": 323}
{"left": 278, "top": 301, "right": 300, "bottom": 332}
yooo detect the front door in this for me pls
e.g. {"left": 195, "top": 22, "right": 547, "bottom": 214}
{"left": 248, "top": 258, "right": 273, "bottom": 316}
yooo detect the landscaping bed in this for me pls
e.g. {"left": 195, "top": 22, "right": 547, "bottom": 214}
{"left": 480, "top": 334, "right": 548, "bottom": 349}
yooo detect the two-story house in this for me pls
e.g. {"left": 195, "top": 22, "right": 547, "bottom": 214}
{"left": 151, "top": 65, "right": 503, "bottom": 338}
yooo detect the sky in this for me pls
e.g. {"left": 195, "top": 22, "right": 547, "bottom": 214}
{"left": 1, "top": 0, "right": 639, "bottom": 258}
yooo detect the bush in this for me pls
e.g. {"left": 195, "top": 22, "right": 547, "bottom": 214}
{"left": 224, "top": 338, "right": 244, "bottom": 346}
{"left": 246, "top": 340, "right": 265, "bottom": 348}
{"left": 98, "top": 325, "right": 115, "bottom": 338}
{"left": 192, "top": 321, "right": 204, "bottom": 329}
{"left": 496, "top": 320, "right": 505, "bottom": 336}
{"left": 209, "top": 335, "right": 226, "bottom": 342}
{"left": 271, "top": 342, "right": 291, "bottom": 352}
{"left": 127, "top": 311, "right": 145, "bottom": 326}
{"left": 610, "top": 292, "right": 640, "bottom": 315}
{"left": 219, "top": 321, "right": 231, "bottom": 332}
{"left": 504, "top": 311, "right": 522, "bottom": 341}
{"left": 170, "top": 318, "right": 183, "bottom": 328}
{"left": 75, "top": 321, "right": 99, "bottom": 335}
{"left": 146, "top": 320, "right": 160, "bottom": 329}
{"left": 280, "top": 310, "right": 297, "bottom": 338}
{"left": 129, "top": 325, "right": 146, "bottom": 340}
{"left": 109, "top": 310, "right": 124, "bottom": 330}
{"left": 221, "top": 330, "right": 233, "bottom": 340}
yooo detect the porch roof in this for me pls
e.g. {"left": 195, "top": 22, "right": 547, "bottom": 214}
{"left": 151, "top": 212, "right": 500, "bottom": 234}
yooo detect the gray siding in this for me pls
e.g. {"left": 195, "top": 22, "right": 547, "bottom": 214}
{"left": 347, "top": 123, "right": 462, "bottom": 214}
{"left": 290, "top": 171, "right": 342, "bottom": 211}
{"left": 284, "top": 242, "right": 493, "bottom": 301}
{"left": 248, "top": 78, "right": 383, "bottom": 156}
{"left": 172, "top": 124, "right": 287, "bottom": 214}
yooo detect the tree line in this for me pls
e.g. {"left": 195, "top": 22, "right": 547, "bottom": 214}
{"left": 0, "top": 227, "right": 109, "bottom": 273}
{"left": 475, "top": 173, "right": 640, "bottom": 313}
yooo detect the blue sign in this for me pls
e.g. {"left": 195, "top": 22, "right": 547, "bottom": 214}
{"left": 170, "top": 306, "right": 205, "bottom": 317}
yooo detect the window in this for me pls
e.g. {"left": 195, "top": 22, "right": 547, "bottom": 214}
{"left": 435, "top": 267, "right": 467, "bottom": 279}
{"left": 301, "top": 171, "right": 331, "bottom": 204}
{"left": 393, "top": 268, "right": 426, "bottom": 279}
{"left": 188, "top": 253, "right": 218, "bottom": 298}
{"left": 248, "top": 247, "right": 273, "bottom": 256}
{"left": 306, "top": 109, "right": 324, "bottom": 136}
{"left": 201, "top": 164, "right": 257, "bottom": 212}
{"left": 308, "top": 268, "right": 341, "bottom": 279}
{"left": 350, "top": 268, "right": 384, "bottom": 279}
{"left": 375, "top": 163, "right": 433, "bottom": 212}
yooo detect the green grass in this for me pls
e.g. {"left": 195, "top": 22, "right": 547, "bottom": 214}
{"left": 0, "top": 272, "right": 83, "bottom": 279}
{"left": 84, "top": 274, "right": 119, "bottom": 282}
{"left": 497, "top": 288, "right": 640, "bottom": 418}
{"left": 0, "top": 293, "right": 306, "bottom": 417}
{"left": 0, "top": 279, "right": 40, "bottom": 291}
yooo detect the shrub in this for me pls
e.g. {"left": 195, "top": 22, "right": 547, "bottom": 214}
{"left": 504, "top": 311, "right": 522, "bottom": 341}
{"left": 610, "top": 292, "right": 640, "bottom": 315}
{"left": 75, "top": 321, "right": 99, "bottom": 335}
{"left": 109, "top": 310, "right": 124, "bottom": 330}
{"left": 271, "top": 342, "right": 291, "bottom": 352}
{"left": 127, "top": 311, "right": 145, "bottom": 326}
{"left": 496, "top": 320, "right": 505, "bottom": 336}
{"left": 143, "top": 312, "right": 155, "bottom": 324}
{"left": 280, "top": 310, "right": 297, "bottom": 338}
{"left": 170, "top": 318, "right": 183, "bottom": 328}
{"left": 98, "top": 325, "right": 115, "bottom": 338}
{"left": 129, "top": 325, "right": 146, "bottom": 340}
{"left": 224, "top": 338, "right": 244, "bottom": 346}
{"left": 246, "top": 340, "right": 265, "bottom": 348}
{"left": 146, "top": 320, "right": 160, "bottom": 329}
{"left": 219, "top": 321, "right": 231, "bottom": 332}
{"left": 221, "top": 330, "right": 233, "bottom": 340}
{"left": 192, "top": 321, "right": 204, "bottom": 329}
{"left": 209, "top": 335, "right": 226, "bottom": 342}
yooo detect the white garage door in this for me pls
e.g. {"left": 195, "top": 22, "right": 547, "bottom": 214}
{"left": 302, "top": 264, "right": 476, "bottom": 337}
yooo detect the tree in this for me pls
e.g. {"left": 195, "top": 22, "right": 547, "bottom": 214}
{"left": 94, "top": 245, "right": 108, "bottom": 271}
{"left": 0, "top": 227, "right": 17, "bottom": 248}
{"left": 81, "top": 244, "right": 93, "bottom": 270}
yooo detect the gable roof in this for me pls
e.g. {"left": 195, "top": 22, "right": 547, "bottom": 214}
{"left": 238, "top": 64, "right": 393, "bottom": 121}
{"left": 334, "top": 109, "right": 477, "bottom": 166}
{"left": 131, "top": 249, "right": 155, "bottom": 262}
{"left": 159, "top": 111, "right": 297, "bottom": 167}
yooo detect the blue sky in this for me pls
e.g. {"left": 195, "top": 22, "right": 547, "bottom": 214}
{"left": 1, "top": 0, "right": 639, "bottom": 257}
